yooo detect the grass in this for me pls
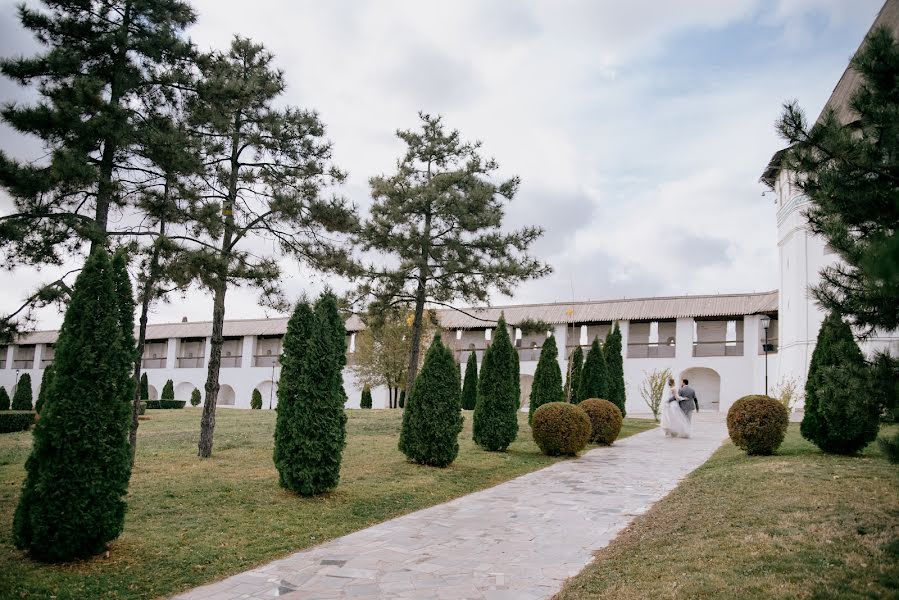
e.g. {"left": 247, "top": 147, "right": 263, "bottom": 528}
{"left": 554, "top": 424, "right": 899, "bottom": 600}
{"left": 0, "top": 408, "right": 655, "bottom": 599}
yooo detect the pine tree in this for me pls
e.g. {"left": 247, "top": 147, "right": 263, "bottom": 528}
{"left": 191, "top": 39, "right": 357, "bottom": 458}
{"left": 461, "top": 351, "right": 479, "bottom": 410}
{"left": 140, "top": 373, "right": 149, "bottom": 401}
{"left": 577, "top": 337, "right": 607, "bottom": 403}
{"left": 190, "top": 388, "right": 201, "bottom": 407}
{"left": 357, "top": 114, "right": 550, "bottom": 399}
{"left": 12, "top": 373, "right": 33, "bottom": 410}
{"left": 604, "top": 323, "right": 626, "bottom": 416}
{"left": 162, "top": 379, "right": 174, "bottom": 400}
{"left": 13, "top": 248, "right": 133, "bottom": 562}
{"left": 273, "top": 294, "right": 348, "bottom": 495}
{"left": 0, "top": 386, "right": 10, "bottom": 410}
{"left": 251, "top": 389, "right": 263, "bottom": 410}
{"left": 399, "top": 336, "right": 464, "bottom": 466}
{"left": 360, "top": 385, "right": 373, "bottom": 409}
{"left": 529, "top": 335, "right": 564, "bottom": 423}
{"left": 802, "top": 311, "right": 880, "bottom": 454}
{"left": 565, "top": 345, "right": 584, "bottom": 402}
{"left": 473, "top": 315, "right": 519, "bottom": 451}
{"left": 776, "top": 27, "right": 899, "bottom": 333}
{"left": 35, "top": 364, "right": 55, "bottom": 414}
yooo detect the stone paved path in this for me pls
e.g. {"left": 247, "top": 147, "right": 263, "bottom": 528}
{"left": 173, "top": 414, "right": 728, "bottom": 600}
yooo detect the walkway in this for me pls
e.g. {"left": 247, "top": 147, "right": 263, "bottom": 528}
{"left": 173, "top": 414, "right": 728, "bottom": 600}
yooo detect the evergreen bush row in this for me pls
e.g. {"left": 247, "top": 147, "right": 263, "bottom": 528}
{"left": 144, "top": 400, "right": 187, "bottom": 409}
{"left": 0, "top": 411, "right": 35, "bottom": 433}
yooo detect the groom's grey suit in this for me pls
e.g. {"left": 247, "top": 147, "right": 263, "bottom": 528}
{"left": 678, "top": 385, "right": 699, "bottom": 414}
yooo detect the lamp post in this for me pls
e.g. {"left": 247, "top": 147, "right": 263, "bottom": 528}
{"left": 14, "top": 369, "right": 20, "bottom": 397}
{"left": 760, "top": 315, "right": 771, "bottom": 395}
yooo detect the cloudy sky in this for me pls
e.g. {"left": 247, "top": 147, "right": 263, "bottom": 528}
{"left": 0, "top": 0, "right": 886, "bottom": 329}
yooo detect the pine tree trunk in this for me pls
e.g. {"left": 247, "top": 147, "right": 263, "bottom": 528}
{"left": 404, "top": 205, "right": 431, "bottom": 398}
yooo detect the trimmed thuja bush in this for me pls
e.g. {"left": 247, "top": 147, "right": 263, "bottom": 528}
{"left": 727, "top": 395, "right": 789, "bottom": 455}
{"left": 13, "top": 248, "right": 134, "bottom": 562}
{"left": 580, "top": 398, "right": 623, "bottom": 444}
{"left": 802, "top": 311, "right": 880, "bottom": 455}
{"left": 35, "top": 364, "right": 55, "bottom": 414}
{"left": 879, "top": 430, "right": 899, "bottom": 464}
{"left": 529, "top": 335, "right": 563, "bottom": 423}
{"left": 532, "top": 402, "right": 591, "bottom": 456}
{"left": 273, "top": 293, "right": 348, "bottom": 496}
{"left": 577, "top": 337, "right": 607, "bottom": 404}
{"left": 140, "top": 372, "right": 149, "bottom": 400}
{"left": 565, "top": 345, "right": 583, "bottom": 402}
{"left": 473, "top": 315, "right": 519, "bottom": 451}
{"left": 12, "top": 373, "right": 33, "bottom": 410}
{"left": 461, "top": 351, "right": 478, "bottom": 410}
{"left": 399, "top": 336, "right": 464, "bottom": 467}
{"left": 0, "top": 411, "right": 35, "bottom": 433}
{"left": 161, "top": 379, "right": 174, "bottom": 400}
{"left": 0, "top": 386, "right": 10, "bottom": 410}
{"left": 604, "top": 323, "right": 626, "bottom": 416}
{"left": 399, "top": 389, "right": 406, "bottom": 409}
{"left": 190, "top": 388, "right": 201, "bottom": 406}
{"left": 251, "top": 389, "right": 263, "bottom": 409}
{"left": 360, "top": 385, "right": 373, "bottom": 409}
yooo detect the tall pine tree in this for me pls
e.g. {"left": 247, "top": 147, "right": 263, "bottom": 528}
{"left": 357, "top": 114, "right": 550, "bottom": 398}
{"left": 461, "top": 351, "right": 479, "bottom": 410}
{"left": 473, "top": 315, "right": 519, "bottom": 451}
{"left": 11, "top": 373, "right": 33, "bottom": 410}
{"left": 802, "top": 311, "right": 880, "bottom": 454}
{"left": 399, "top": 336, "right": 464, "bottom": 467}
{"left": 577, "top": 337, "right": 607, "bottom": 403}
{"left": 529, "top": 335, "right": 564, "bottom": 423}
{"left": 565, "top": 345, "right": 584, "bottom": 402}
{"left": 13, "top": 248, "right": 133, "bottom": 562}
{"left": 604, "top": 323, "right": 626, "bottom": 416}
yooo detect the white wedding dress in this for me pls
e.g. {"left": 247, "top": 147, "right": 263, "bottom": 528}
{"left": 660, "top": 385, "right": 692, "bottom": 438}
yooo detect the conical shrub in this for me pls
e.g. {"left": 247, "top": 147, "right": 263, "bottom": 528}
{"left": 140, "top": 373, "right": 149, "bottom": 401}
{"left": 273, "top": 293, "right": 348, "bottom": 495}
{"left": 161, "top": 379, "right": 174, "bottom": 400}
{"left": 577, "top": 337, "right": 607, "bottom": 403}
{"left": 0, "top": 386, "right": 9, "bottom": 410}
{"left": 529, "top": 335, "right": 563, "bottom": 423}
{"left": 12, "top": 373, "right": 33, "bottom": 410}
{"left": 604, "top": 323, "right": 626, "bottom": 416}
{"left": 190, "top": 388, "right": 201, "bottom": 407}
{"left": 35, "top": 365, "right": 55, "bottom": 414}
{"left": 473, "top": 315, "right": 519, "bottom": 451}
{"left": 565, "top": 345, "right": 583, "bottom": 402}
{"left": 251, "top": 389, "right": 263, "bottom": 409}
{"left": 399, "top": 389, "right": 406, "bottom": 408}
{"left": 360, "top": 385, "right": 373, "bottom": 409}
{"left": 399, "top": 336, "right": 464, "bottom": 466}
{"left": 802, "top": 311, "right": 880, "bottom": 454}
{"left": 461, "top": 351, "right": 478, "bottom": 410}
{"left": 13, "top": 248, "right": 134, "bottom": 562}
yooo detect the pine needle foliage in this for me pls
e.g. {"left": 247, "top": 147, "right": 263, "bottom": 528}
{"left": 577, "top": 337, "right": 607, "bottom": 404}
{"left": 802, "top": 311, "right": 880, "bottom": 454}
{"left": 529, "top": 335, "right": 564, "bottom": 423}
{"left": 11, "top": 373, "right": 32, "bottom": 410}
{"left": 13, "top": 248, "right": 133, "bottom": 562}
{"left": 273, "top": 293, "right": 348, "bottom": 495}
{"left": 399, "top": 336, "right": 464, "bottom": 467}
{"left": 473, "top": 315, "right": 519, "bottom": 451}
{"left": 461, "top": 351, "right": 478, "bottom": 410}
{"left": 604, "top": 323, "right": 626, "bottom": 416}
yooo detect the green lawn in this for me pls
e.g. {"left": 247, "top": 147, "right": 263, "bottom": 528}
{"left": 0, "top": 408, "right": 655, "bottom": 599}
{"left": 554, "top": 424, "right": 899, "bottom": 600}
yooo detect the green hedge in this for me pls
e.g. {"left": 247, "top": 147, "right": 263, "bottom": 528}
{"left": 138, "top": 401, "right": 147, "bottom": 416}
{"left": 0, "top": 411, "right": 35, "bottom": 433}
{"left": 144, "top": 399, "right": 186, "bottom": 409}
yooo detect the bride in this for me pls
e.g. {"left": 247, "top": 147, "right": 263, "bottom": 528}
{"left": 660, "top": 377, "right": 692, "bottom": 438}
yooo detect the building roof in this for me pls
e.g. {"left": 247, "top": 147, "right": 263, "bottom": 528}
{"left": 760, "top": 0, "right": 899, "bottom": 188}
{"left": 10, "top": 291, "right": 777, "bottom": 344}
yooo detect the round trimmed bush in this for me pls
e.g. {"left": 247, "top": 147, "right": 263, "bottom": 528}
{"left": 531, "top": 402, "right": 591, "bottom": 456}
{"left": 580, "top": 398, "right": 623, "bottom": 444}
{"left": 727, "top": 395, "right": 789, "bottom": 455}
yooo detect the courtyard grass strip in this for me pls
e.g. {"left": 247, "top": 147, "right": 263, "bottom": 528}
{"left": 554, "top": 424, "right": 899, "bottom": 600}
{"left": 0, "top": 409, "right": 655, "bottom": 600}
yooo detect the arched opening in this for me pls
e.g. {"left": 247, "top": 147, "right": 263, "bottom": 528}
{"left": 218, "top": 384, "right": 236, "bottom": 406}
{"left": 255, "top": 380, "right": 277, "bottom": 409}
{"left": 175, "top": 382, "right": 195, "bottom": 399}
{"left": 146, "top": 384, "right": 159, "bottom": 400}
{"left": 519, "top": 374, "right": 534, "bottom": 411}
{"left": 678, "top": 367, "right": 721, "bottom": 412}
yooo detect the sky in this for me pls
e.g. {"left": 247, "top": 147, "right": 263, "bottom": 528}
{"left": 0, "top": 0, "right": 887, "bottom": 329}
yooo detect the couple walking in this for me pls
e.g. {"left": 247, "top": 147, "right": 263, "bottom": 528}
{"left": 661, "top": 377, "right": 699, "bottom": 438}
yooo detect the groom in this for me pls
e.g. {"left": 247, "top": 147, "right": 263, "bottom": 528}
{"left": 678, "top": 379, "right": 699, "bottom": 418}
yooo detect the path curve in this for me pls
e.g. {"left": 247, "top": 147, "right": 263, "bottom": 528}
{"left": 173, "top": 414, "right": 727, "bottom": 600}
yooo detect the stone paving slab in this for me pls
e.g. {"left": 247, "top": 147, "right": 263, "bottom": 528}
{"left": 172, "top": 414, "right": 728, "bottom": 600}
